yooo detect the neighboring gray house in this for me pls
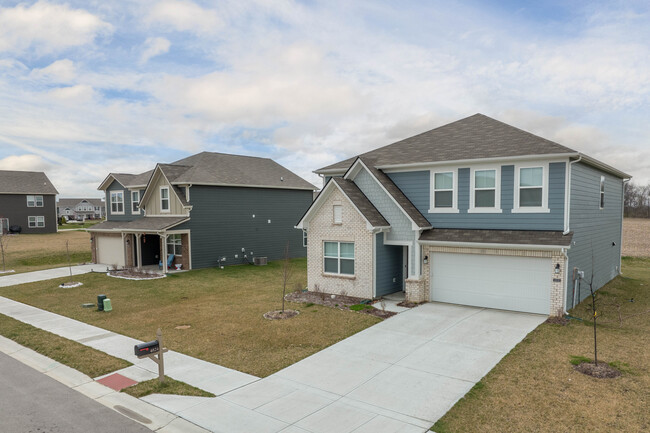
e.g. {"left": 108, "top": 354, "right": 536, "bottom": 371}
{"left": 89, "top": 152, "right": 315, "bottom": 272}
{"left": 57, "top": 198, "right": 105, "bottom": 220}
{"left": 0, "top": 170, "right": 59, "bottom": 234}
{"left": 297, "top": 114, "right": 629, "bottom": 316}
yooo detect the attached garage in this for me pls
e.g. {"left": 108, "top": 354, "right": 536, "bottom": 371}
{"left": 430, "top": 252, "right": 552, "bottom": 315}
{"left": 96, "top": 235, "right": 125, "bottom": 267}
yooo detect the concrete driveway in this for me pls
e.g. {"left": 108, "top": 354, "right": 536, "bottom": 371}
{"left": 145, "top": 302, "right": 546, "bottom": 433}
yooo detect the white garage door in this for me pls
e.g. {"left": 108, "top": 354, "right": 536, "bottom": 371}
{"left": 430, "top": 253, "right": 551, "bottom": 314}
{"left": 96, "top": 236, "right": 125, "bottom": 267}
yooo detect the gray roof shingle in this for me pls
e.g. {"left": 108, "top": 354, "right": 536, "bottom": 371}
{"left": 88, "top": 216, "right": 188, "bottom": 232}
{"left": 419, "top": 228, "right": 573, "bottom": 247}
{"left": 332, "top": 178, "right": 389, "bottom": 227}
{"left": 0, "top": 170, "right": 58, "bottom": 195}
{"left": 317, "top": 114, "right": 576, "bottom": 173}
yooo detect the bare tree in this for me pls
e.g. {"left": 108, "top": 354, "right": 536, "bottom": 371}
{"left": 587, "top": 266, "right": 599, "bottom": 365}
{"left": 0, "top": 232, "right": 9, "bottom": 272}
{"left": 66, "top": 240, "right": 73, "bottom": 277}
{"left": 280, "top": 242, "right": 292, "bottom": 314}
{"left": 624, "top": 182, "right": 650, "bottom": 218}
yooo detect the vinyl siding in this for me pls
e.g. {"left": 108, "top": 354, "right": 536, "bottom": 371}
{"left": 566, "top": 162, "right": 623, "bottom": 309}
{"left": 106, "top": 180, "right": 135, "bottom": 221}
{"left": 175, "top": 185, "right": 312, "bottom": 269}
{"left": 143, "top": 171, "right": 187, "bottom": 216}
{"left": 375, "top": 232, "right": 403, "bottom": 296}
{"left": 353, "top": 168, "right": 418, "bottom": 275}
{"left": 387, "top": 162, "right": 566, "bottom": 230}
{"left": 0, "top": 194, "right": 57, "bottom": 234}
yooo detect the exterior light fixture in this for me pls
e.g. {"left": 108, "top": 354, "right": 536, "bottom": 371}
{"left": 423, "top": 255, "right": 429, "bottom": 264}
{"left": 554, "top": 263, "right": 561, "bottom": 274}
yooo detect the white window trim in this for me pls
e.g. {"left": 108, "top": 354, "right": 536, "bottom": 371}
{"left": 160, "top": 186, "right": 170, "bottom": 213}
{"left": 28, "top": 216, "right": 45, "bottom": 228}
{"left": 599, "top": 176, "right": 605, "bottom": 210}
{"left": 131, "top": 190, "right": 140, "bottom": 214}
{"left": 166, "top": 233, "right": 182, "bottom": 256}
{"left": 110, "top": 190, "right": 125, "bottom": 215}
{"left": 333, "top": 204, "right": 342, "bottom": 224}
{"left": 26, "top": 195, "right": 43, "bottom": 207}
{"left": 429, "top": 168, "right": 459, "bottom": 213}
{"left": 512, "top": 163, "right": 550, "bottom": 213}
{"left": 468, "top": 166, "right": 502, "bottom": 213}
{"left": 323, "top": 241, "right": 355, "bottom": 276}
{"left": 302, "top": 229, "right": 307, "bottom": 247}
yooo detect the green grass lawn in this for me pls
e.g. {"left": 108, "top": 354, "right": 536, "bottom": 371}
{"left": 0, "top": 258, "right": 380, "bottom": 377}
{"left": 58, "top": 220, "right": 102, "bottom": 230}
{"left": 431, "top": 257, "right": 650, "bottom": 433}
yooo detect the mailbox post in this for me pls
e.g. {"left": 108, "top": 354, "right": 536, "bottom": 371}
{"left": 134, "top": 328, "right": 168, "bottom": 383}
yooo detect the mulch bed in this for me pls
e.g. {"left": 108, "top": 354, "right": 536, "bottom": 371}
{"left": 263, "top": 309, "right": 299, "bottom": 320}
{"left": 107, "top": 269, "right": 166, "bottom": 280}
{"left": 575, "top": 362, "right": 622, "bottom": 379}
{"left": 397, "top": 300, "right": 424, "bottom": 308}
{"left": 545, "top": 316, "right": 570, "bottom": 326}
{"left": 285, "top": 291, "right": 397, "bottom": 319}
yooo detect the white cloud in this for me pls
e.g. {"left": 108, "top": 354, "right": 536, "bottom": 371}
{"left": 30, "top": 59, "right": 77, "bottom": 83}
{"left": 146, "top": 0, "right": 222, "bottom": 34}
{"left": 0, "top": 154, "right": 51, "bottom": 172}
{"left": 140, "top": 37, "right": 171, "bottom": 64}
{"left": 0, "top": 1, "right": 112, "bottom": 55}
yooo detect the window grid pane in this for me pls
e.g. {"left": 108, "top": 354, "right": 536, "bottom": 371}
{"left": 435, "top": 191, "right": 453, "bottom": 208}
{"left": 324, "top": 257, "right": 338, "bottom": 273}
{"left": 434, "top": 172, "right": 453, "bottom": 190}
{"left": 475, "top": 170, "right": 495, "bottom": 189}
{"left": 520, "top": 188, "right": 543, "bottom": 207}
{"left": 520, "top": 167, "right": 543, "bottom": 187}
{"left": 475, "top": 190, "right": 496, "bottom": 207}
{"left": 324, "top": 242, "right": 338, "bottom": 257}
{"left": 340, "top": 242, "right": 354, "bottom": 258}
{"left": 340, "top": 259, "right": 354, "bottom": 275}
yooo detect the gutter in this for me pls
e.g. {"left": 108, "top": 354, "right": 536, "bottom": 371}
{"left": 418, "top": 240, "right": 571, "bottom": 251}
{"left": 563, "top": 156, "right": 582, "bottom": 235}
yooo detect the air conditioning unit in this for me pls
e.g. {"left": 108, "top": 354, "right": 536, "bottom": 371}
{"left": 253, "top": 256, "right": 268, "bottom": 266}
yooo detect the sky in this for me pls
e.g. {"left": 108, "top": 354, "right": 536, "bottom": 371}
{"left": 0, "top": 0, "right": 648, "bottom": 198}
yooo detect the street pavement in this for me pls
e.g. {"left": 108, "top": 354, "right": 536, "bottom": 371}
{"left": 0, "top": 351, "right": 151, "bottom": 433}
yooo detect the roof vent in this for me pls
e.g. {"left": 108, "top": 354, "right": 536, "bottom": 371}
{"left": 280, "top": 177, "right": 284, "bottom": 181}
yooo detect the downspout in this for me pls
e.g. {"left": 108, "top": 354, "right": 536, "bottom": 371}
{"left": 561, "top": 247, "right": 569, "bottom": 314}
{"left": 620, "top": 179, "right": 630, "bottom": 275}
{"left": 564, "top": 155, "right": 582, "bottom": 235}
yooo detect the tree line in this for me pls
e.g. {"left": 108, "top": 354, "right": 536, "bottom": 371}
{"left": 624, "top": 182, "right": 650, "bottom": 218}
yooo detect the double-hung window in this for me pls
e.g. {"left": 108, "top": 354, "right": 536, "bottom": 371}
{"left": 324, "top": 241, "right": 354, "bottom": 275}
{"left": 599, "top": 176, "right": 605, "bottom": 209}
{"left": 166, "top": 234, "right": 182, "bottom": 255}
{"left": 28, "top": 216, "right": 44, "bottom": 228}
{"left": 160, "top": 187, "right": 170, "bottom": 212}
{"left": 470, "top": 168, "right": 500, "bottom": 212}
{"left": 26, "top": 195, "right": 43, "bottom": 207}
{"left": 110, "top": 191, "right": 124, "bottom": 214}
{"left": 430, "top": 170, "right": 457, "bottom": 212}
{"left": 132, "top": 191, "right": 140, "bottom": 213}
{"left": 514, "top": 165, "right": 548, "bottom": 212}
{"left": 302, "top": 229, "right": 308, "bottom": 247}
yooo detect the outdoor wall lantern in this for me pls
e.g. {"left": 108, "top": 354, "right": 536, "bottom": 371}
{"left": 126, "top": 238, "right": 130, "bottom": 245}
{"left": 554, "top": 263, "right": 561, "bottom": 274}
{"left": 423, "top": 255, "right": 429, "bottom": 264}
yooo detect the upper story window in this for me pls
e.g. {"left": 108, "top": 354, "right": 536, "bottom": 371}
{"left": 27, "top": 195, "right": 43, "bottom": 207}
{"left": 160, "top": 187, "right": 170, "bottom": 212}
{"left": 333, "top": 204, "right": 342, "bottom": 224}
{"left": 110, "top": 191, "right": 124, "bottom": 214}
{"left": 430, "top": 170, "right": 458, "bottom": 213}
{"left": 28, "top": 216, "right": 45, "bottom": 228}
{"left": 600, "top": 176, "right": 605, "bottom": 209}
{"left": 513, "top": 164, "right": 549, "bottom": 213}
{"left": 324, "top": 241, "right": 354, "bottom": 275}
{"left": 131, "top": 191, "right": 140, "bottom": 213}
{"left": 469, "top": 168, "right": 501, "bottom": 213}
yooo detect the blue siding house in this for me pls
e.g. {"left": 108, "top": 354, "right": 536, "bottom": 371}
{"left": 89, "top": 152, "right": 315, "bottom": 272}
{"left": 297, "top": 114, "right": 629, "bottom": 316}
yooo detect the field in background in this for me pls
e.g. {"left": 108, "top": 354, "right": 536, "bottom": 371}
{"left": 623, "top": 218, "right": 650, "bottom": 257}
{"left": 0, "top": 231, "right": 91, "bottom": 274}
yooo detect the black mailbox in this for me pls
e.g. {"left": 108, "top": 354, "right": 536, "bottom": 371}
{"left": 134, "top": 340, "right": 160, "bottom": 357}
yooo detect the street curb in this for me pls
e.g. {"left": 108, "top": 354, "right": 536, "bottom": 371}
{"left": 0, "top": 335, "right": 211, "bottom": 433}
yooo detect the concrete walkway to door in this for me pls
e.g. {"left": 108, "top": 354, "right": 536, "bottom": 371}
{"left": 0, "top": 264, "right": 109, "bottom": 287}
{"left": 145, "top": 303, "right": 546, "bottom": 432}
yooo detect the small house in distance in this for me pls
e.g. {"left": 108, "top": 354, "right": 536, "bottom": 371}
{"left": 0, "top": 170, "right": 58, "bottom": 234}
{"left": 58, "top": 198, "right": 105, "bottom": 221}
{"left": 89, "top": 152, "right": 316, "bottom": 272}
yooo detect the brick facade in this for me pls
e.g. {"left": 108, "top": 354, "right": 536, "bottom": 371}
{"left": 306, "top": 188, "right": 374, "bottom": 299}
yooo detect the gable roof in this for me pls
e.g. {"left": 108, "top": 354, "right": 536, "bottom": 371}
{"left": 0, "top": 170, "right": 58, "bottom": 195}
{"left": 139, "top": 164, "right": 191, "bottom": 209}
{"left": 87, "top": 216, "right": 189, "bottom": 232}
{"left": 317, "top": 113, "right": 580, "bottom": 174}
{"left": 168, "top": 152, "right": 316, "bottom": 190}
{"left": 57, "top": 198, "right": 104, "bottom": 208}
{"left": 296, "top": 177, "right": 388, "bottom": 229}
{"left": 348, "top": 158, "right": 431, "bottom": 229}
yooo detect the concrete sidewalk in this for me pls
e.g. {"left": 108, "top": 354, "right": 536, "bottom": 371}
{"left": 0, "top": 263, "right": 109, "bottom": 287}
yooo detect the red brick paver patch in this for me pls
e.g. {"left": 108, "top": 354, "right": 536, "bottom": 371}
{"left": 96, "top": 373, "right": 138, "bottom": 391}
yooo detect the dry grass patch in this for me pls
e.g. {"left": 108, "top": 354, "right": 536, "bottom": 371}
{"left": 622, "top": 218, "right": 650, "bottom": 257}
{"left": 432, "top": 257, "right": 650, "bottom": 433}
{"left": 0, "top": 313, "right": 130, "bottom": 377}
{"left": 0, "top": 258, "right": 380, "bottom": 377}
{"left": 122, "top": 376, "right": 215, "bottom": 399}
{"left": 0, "top": 231, "right": 91, "bottom": 274}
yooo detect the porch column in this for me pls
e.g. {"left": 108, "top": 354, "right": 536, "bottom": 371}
{"left": 136, "top": 233, "right": 143, "bottom": 271}
{"left": 121, "top": 232, "right": 127, "bottom": 269}
{"left": 161, "top": 233, "right": 168, "bottom": 274}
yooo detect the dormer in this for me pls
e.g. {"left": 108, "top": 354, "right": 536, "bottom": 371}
{"left": 139, "top": 164, "right": 192, "bottom": 216}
